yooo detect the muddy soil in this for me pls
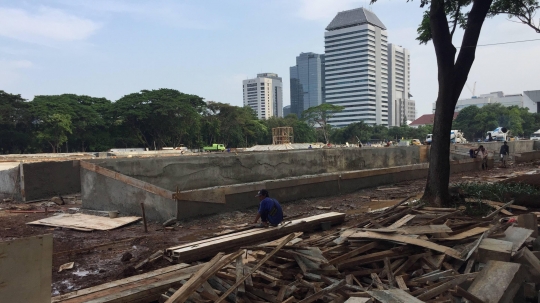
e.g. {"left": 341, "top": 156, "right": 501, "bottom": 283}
{"left": 0, "top": 162, "right": 537, "bottom": 296}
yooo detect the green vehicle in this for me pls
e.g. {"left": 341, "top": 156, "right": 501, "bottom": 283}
{"left": 203, "top": 144, "right": 225, "bottom": 152}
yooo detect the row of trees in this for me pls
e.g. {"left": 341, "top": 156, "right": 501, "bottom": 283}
{"left": 0, "top": 88, "right": 436, "bottom": 154}
{"left": 453, "top": 103, "right": 540, "bottom": 140}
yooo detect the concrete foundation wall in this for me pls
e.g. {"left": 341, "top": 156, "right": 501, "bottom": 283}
{"left": 89, "top": 147, "right": 429, "bottom": 192}
{"left": 81, "top": 156, "right": 490, "bottom": 222}
{"left": 455, "top": 140, "right": 535, "bottom": 154}
{"left": 0, "top": 163, "right": 20, "bottom": 200}
{"left": 81, "top": 169, "right": 176, "bottom": 222}
{"left": 23, "top": 161, "right": 81, "bottom": 201}
{"left": 174, "top": 158, "right": 491, "bottom": 221}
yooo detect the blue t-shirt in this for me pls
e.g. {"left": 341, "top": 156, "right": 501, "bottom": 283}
{"left": 258, "top": 197, "right": 283, "bottom": 225}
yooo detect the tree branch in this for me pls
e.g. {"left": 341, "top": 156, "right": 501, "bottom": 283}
{"left": 454, "top": 0, "right": 494, "bottom": 100}
{"left": 450, "top": 3, "right": 462, "bottom": 38}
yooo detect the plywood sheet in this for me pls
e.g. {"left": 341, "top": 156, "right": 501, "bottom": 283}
{"left": 0, "top": 234, "right": 52, "bottom": 303}
{"left": 27, "top": 213, "right": 141, "bottom": 231}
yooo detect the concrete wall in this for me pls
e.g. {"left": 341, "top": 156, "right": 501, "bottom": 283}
{"left": 23, "top": 161, "right": 81, "bottom": 201}
{"left": 82, "top": 156, "right": 489, "bottom": 222}
{"left": 0, "top": 162, "right": 20, "bottom": 200}
{"left": 455, "top": 140, "right": 535, "bottom": 154}
{"left": 173, "top": 158, "right": 490, "bottom": 220}
{"left": 89, "top": 147, "right": 429, "bottom": 192}
{"left": 81, "top": 169, "right": 176, "bottom": 222}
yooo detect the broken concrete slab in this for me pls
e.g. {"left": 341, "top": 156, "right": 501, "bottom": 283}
{"left": 467, "top": 260, "right": 526, "bottom": 303}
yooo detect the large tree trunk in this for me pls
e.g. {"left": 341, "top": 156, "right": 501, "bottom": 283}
{"left": 422, "top": 0, "right": 493, "bottom": 206}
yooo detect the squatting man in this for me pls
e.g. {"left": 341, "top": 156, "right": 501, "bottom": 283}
{"left": 252, "top": 189, "right": 284, "bottom": 227}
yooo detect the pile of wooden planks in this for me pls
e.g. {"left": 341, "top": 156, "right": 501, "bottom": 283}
{"left": 53, "top": 204, "right": 540, "bottom": 303}
{"left": 160, "top": 202, "right": 540, "bottom": 303}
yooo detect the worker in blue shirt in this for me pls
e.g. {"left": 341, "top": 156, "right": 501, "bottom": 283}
{"left": 252, "top": 189, "right": 283, "bottom": 227}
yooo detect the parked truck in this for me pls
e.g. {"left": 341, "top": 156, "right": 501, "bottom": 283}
{"left": 531, "top": 129, "right": 540, "bottom": 141}
{"left": 425, "top": 130, "right": 467, "bottom": 144}
{"left": 486, "top": 127, "right": 509, "bottom": 142}
{"left": 203, "top": 144, "right": 225, "bottom": 152}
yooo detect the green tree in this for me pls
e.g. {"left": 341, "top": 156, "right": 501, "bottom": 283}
{"left": 35, "top": 113, "right": 73, "bottom": 153}
{"left": 0, "top": 91, "right": 31, "bottom": 154}
{"left": 302, "top": 104, "right": 344, "bottom": 144}
{"left": 370, "top": 0, "right": 539, "bottom": 205}
{"left": 114, "top": 89, "right": 205, "bottom": 149}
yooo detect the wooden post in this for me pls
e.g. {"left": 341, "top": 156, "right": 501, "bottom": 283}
{"left": 140, "top": 202, "right": 148, "bottom": 233}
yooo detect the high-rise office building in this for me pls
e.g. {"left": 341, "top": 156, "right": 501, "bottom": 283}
{"left": 242, "top": 73, "right": 283, "bottom": 119}
{"left": 387, "top": 43, "right": 414, "bottom": 126}
{"left": 283, "top": 105, "right": 291, "bottom": 117}
{"left": 324, "top": 7, "right": 388, "bottom": 127}
{"left": 290, "top": 52, "right": 325, "bottom": 117}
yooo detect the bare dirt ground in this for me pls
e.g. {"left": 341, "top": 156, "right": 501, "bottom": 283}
{"left": 0, "top": 162, "right": 538, "bottom": 296}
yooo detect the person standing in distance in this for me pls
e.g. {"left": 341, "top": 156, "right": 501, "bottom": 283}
{"left": 252, "top": 189, "right": 283, "bottom": 227}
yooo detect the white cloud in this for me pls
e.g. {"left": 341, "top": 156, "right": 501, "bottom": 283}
{"left": 0, "top": 7, "right": 100, "bottom": 43}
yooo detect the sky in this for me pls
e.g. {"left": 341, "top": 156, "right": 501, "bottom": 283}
{"left": 1, "top": 0, "right": 539, "bottom": 117}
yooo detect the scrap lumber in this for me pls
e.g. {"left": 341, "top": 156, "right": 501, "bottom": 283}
{"left": 297, "top": 279, "right": 345, "bottom": 303}
{"left": 416, "top": 273, "right": 476, "bottom": 301}
{"left": 477, "top": 238, "right": 513, "bottom": 263}
{"left": 502, "top": 226, "right": 533, "bottom": 253}
{"left": 467, "top": 261, "right": 526, "bottom": 303}
{"left": 450, "top": 286, "right": 486, "bottom": 303}
{"left": 484, "top": 200, "right": 514, "bottom": 219}
{"left": 214, "top": 233, "right": 296, "bottom": 303}
{"left": 517, "top": 213, "right": 539, "bottom": 238}
{"left": 512, "top": 247, "right": 540, "bottom": 277}
{"left": 27, "top": 213, "right": 141, "bottom": 231}
{"left": 434, "top": 227, "right": 489, "bottom": 241}
{"left": 165, "top": 250, "right": 243, "bottom": 303}
{"left": 367, "top": 289, "right": 425, "bottom": 303}
{"left": 165, "top": 212, "right": 345, "bottom": 262}
{"left": 52, "top": 263, "right": 204, "bottom": 303}
{"left": 349, "top": 231, "right": 464, "bottom": 260}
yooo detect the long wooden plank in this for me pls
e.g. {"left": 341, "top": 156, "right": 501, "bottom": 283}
{"left": 52, "top": 263, "right": 192, "bottom": 302}
{"left": 52, "top": 264, "right": 203, "bottom": 303}
{"left": 350, "top": 231, "right": 464, "bottom": 260}
{"left": 165, "top": 212, "right": 345, "bottom": 263}
{"left": 434, "top": 227, "right": 489, "bottom": 241}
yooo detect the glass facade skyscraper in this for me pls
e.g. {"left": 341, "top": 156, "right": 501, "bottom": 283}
{"left": 289, "top": 52, "right": 325, "bottom": 118}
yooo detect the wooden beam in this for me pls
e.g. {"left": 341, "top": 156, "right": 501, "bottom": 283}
{"left": 165, "top": 212, "right": 345, "bottom": 263}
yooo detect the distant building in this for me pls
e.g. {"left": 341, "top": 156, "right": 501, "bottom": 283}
{"left": 433, "top": 90, "right": 540, "bottom": 113}
{"left": 388, "top": 44, "right": 414, "bottom": 126}
{"left": 409, "top": 112, "right": 459, "bottom": 128}
{"left": 283, "top": 105, "right": 291, "bottom": 117}
{"left": 324, "top": 7, "right": 389, "bottom": 127}
{"left": 290, "top": 52, "right": 325, "bottom": 117}
{"left": 243, "top": 73, "right": 283, "bottom": 119}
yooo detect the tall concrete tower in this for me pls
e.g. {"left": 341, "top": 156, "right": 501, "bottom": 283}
{"left": 388, "top": 43, "right": 414, "bottom": 126}
{"left": 324, "top": 7, "right": 388, "bottom": 127}
{"left": 242, "top": 73, "right": 283, "bottom": 119}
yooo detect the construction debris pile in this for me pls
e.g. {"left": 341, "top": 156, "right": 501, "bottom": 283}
{"left": 53, "top": 200, "right": 540, "bottom": 303}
